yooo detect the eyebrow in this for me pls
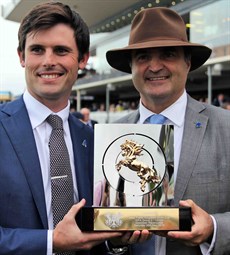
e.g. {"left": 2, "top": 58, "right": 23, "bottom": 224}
{"left": 54, "top": 45, "right": 73, "bottom": 51}
{"left": 28, "top": 44, "right": 43, "bottom": 49}
{"left": 28, "top": 44, "right": 73, "bottom": 51}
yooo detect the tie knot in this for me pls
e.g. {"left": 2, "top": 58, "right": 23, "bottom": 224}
{"left": 46, "top": 114, "right": 63, "bottom": 129}
{"left": 148, "top": 114, "right": 167, "bottom": 124}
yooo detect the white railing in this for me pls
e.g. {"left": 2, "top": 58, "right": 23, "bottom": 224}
{"left": 90, "top": 110, "right": 135, "bottom": 123}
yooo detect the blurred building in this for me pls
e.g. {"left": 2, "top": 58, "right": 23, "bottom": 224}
{"left": 0, "top": 91, "right": 12, "bottom": 103}
{"left": 73, "top": 0, "right": 230, "bottom": 112}
{"left": 2, "top": 0, "right": 230, "bottom": 121}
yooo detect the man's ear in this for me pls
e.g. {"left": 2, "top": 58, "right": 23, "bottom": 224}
{"left": 79, "top": 52, "right": 90, "bottom": 70}
{"left": 186, "top": 60, "right": 191, "bottom": 71}
{"left": 18, "top": 50, "right": 25, "bottom": 67}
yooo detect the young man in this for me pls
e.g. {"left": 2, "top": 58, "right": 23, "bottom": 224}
{"left": 106, "top": 7, "right": 230, "bottom": 255}
{"left": 0, "top": 2, "right": 150, "bottom": 254}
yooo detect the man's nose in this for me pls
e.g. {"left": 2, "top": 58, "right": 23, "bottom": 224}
{"left": 148, "top": 56, "right": 163, "bottom": 72}
{"left": 42, "top": 51, "right": 57, "bottom": 67}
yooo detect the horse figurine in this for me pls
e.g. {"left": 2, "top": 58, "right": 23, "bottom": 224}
{"left": 115, "top": 139, "right": 161, "bottom": 192}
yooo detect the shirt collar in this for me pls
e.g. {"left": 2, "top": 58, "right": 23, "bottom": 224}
{"left": 23, "top": 90, "right": 70, "bottom": 129}
{"left": 139, "top": 90, "right": 187, "bottom": 127}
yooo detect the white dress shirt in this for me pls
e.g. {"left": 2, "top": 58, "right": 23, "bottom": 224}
{"left": 23, "top": 90, "right": 79, "bottom": 255}
{"left": 139, "top": 90, "right": 187, "bottom": 181}
{"left": 138, "top": 90, "right": 215, "bottom": 255}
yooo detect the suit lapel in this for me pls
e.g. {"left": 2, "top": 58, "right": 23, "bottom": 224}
{"left": 122, "top": 110, "right": 140, "bottom": 123}
{"left": 69, "top": 115, "right": 93, "bottom": 205}
{"left": 174, "top": 96, "right": 208, "bottom": 204}
{"left": 107, "top": 101, "right": 209, "bottom": 206}
{"left": 1, "top": 99, "right": 48, "bottom": 228}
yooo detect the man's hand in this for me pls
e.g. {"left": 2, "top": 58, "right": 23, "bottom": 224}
{"left": 110, "top": 229, "right": 153, "bottom": 246}
{"left": 53, "top": 199, "right": 122, "bottom": 252}
{"left": 166, "top": 199, "right": 214, "bottom": 246}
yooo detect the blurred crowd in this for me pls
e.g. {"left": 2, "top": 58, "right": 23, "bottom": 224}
{"left": 212, "top": 93, "right": 230, "bottom": 110}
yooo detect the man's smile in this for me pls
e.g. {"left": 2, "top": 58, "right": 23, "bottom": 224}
{"left": 146, "top": 76, "right": 169, "bottom": 81}
{"left": 37, "top": 70, "right": 65, "bottom": 79}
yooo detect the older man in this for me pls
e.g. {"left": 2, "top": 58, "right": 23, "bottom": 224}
{"left": 106, "top": 7, "right": 230, "bottom": 255}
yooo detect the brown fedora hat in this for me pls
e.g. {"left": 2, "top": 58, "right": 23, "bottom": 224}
{"left": 106, "top": 7, "right": 212, "bottom": 73}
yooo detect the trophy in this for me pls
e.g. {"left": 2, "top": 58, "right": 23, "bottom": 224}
{"left": 78, "top": 124, "right": 191, "bottom": 231}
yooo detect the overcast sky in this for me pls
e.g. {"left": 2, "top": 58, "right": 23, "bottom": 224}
{"left": 0, "top": 14, "right": 26, "bottom": 96}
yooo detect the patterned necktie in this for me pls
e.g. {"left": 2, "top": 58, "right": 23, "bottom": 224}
{"left": 148, "top": 114, "right": 167, "bottom": 124}
{"left": 47, "top": 114, "right": 75, "bottom": 255}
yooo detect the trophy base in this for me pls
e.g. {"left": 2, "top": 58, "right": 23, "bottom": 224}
{"left": 78, "top": 207, "right": 191, "bottom": 231}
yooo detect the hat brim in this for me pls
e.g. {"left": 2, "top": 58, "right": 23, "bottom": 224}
{"left": 106, "top": 41, "right": 212, "bottom": 73}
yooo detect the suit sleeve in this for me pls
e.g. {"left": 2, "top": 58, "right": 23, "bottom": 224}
{"left": 212, "top": 213, "right": 230, "bottom": 255}
{"left": 0, "top": 227, "right": 47, "bottom": 255}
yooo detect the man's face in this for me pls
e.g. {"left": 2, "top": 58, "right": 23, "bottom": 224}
{"left": 18, "top": 23, "right": 89, "bottom": 111}
{"left": 131, "top": 47, "right": 191, "bottom": 112}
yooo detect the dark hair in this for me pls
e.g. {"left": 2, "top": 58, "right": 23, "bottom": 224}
{"left": 184, "top": 47, "right": 192, "bottom": 63}
{"left": 18, "top": 2, "right": 89, "bottom": 60}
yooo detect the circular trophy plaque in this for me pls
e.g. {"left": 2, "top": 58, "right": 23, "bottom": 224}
{"left": 102, "top": 133, "right": 167, "bottom": 196}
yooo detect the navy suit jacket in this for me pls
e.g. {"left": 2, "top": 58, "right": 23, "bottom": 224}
{"left": 0, "top": 97, "right": 101, "bottom": 255}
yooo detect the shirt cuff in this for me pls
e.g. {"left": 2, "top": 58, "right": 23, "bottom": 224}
{"left": 47, "top": 229, "right": 53, "bottom": 255}
{"left": 200, "top": 215, "right": 217, "bottom": 255}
